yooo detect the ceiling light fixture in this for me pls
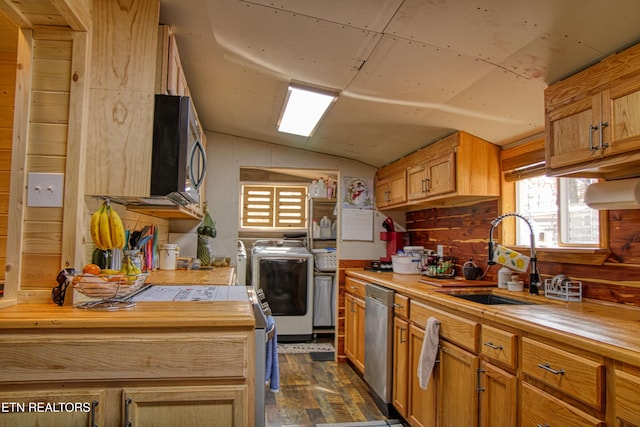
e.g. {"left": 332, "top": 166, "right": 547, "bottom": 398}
{"left": 277, "top": 84, "right": 338, "bottom": 137}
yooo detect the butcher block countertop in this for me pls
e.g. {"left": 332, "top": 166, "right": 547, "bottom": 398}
{"left": 0, "top": 266, "right": 252, "bottom": 330}
{"left": 148, "top": 266, "right": 236, "bottom": 285}
{"left": 347, "top": 268, "right": 640, "bottom": 367}
{"left": 0, "top": 301, "right": 255, "bottom": 330}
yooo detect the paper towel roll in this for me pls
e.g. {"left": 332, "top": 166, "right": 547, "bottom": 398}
{"left": 585, "top": 178, "right": 640, "bottom": 210}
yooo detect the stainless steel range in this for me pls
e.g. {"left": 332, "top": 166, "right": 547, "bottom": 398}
{"left": 251, "top": 239, "right": 314, "bottom": 341}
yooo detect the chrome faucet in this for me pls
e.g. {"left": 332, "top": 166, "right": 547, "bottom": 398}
{"left": 488, "top": 212, "right": 541, "bottom": 294}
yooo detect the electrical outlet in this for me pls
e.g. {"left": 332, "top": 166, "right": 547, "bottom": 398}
{"left": 437, "top": 245, "right": 444, "bottom": 257}
{"left": 27, "top": 172, "right": 64, "bottom": 207}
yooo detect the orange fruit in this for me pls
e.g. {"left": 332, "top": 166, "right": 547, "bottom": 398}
{"left": 82, "top": 263, "right": 101, "bottom": 275}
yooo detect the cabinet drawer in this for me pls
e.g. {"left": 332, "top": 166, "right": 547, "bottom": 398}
{"left": 480, "top": 324, "right": 517, "bottom": 369}
{"left": 345, "top": 277, "right": 366, "bottom": 299}
{"left": 614, "top": 368, "right": 640, "bottom": 426}
{"left": 521, "top": 337, "right": 604, "bottom": 410}
{"left": 521, "top": 382, "right": 604, "bottom": 427}
{"left": 394, "top": 294, "right": 409, "bottom": 319}
{"left": 410, "top": 300, "right": 478, "bottom": 353}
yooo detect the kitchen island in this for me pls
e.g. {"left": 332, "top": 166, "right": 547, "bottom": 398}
{"left": 346, "top": 268, "right": 640, "bottom": 427}
{"left": 0, "top": 267, "right": 257, "bottom": 427}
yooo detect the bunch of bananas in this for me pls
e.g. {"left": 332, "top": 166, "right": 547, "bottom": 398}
{"left": 121, "top": 256, "right": 142, "bottom": 276}
{"left": 90, "top": 201, "right": 126, "bottom": 250}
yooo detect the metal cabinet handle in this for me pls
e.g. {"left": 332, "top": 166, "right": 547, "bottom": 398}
{"left": 399, "top": 326, "right": 407, "bottom": 343}
{"left": 392, "top": 303, "right": 404, "bottom": 309}
{"left": 537, "top": 362, "right": 565, "bottom": 375}
{"left": 536, "top": 424, "right": 550, "bottom": 427}
{"left": 483, "top": 341, "right": 503, "bottom": 350}
{"left": 599, "top": 121, "right": 609, "bottom": 149}
{"left": 424, "top": 177, "right": 431, "bottom": 192}
{"left": 90, "top": 400, "right": 99, "bottom": 427}
{"left": 124, "top": 397, "right": 132, "bottom": 427}
{"left": 589, "top": 123, "right": 599, "bottom": 150}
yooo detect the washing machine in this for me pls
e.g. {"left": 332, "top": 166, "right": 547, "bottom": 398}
{"left": 251, "top": 240, "right": 314, "bottom": 341}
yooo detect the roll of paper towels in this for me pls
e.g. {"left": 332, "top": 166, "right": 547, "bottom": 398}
{"left": 585, "top": 178, "right": 640, "bottom": 210}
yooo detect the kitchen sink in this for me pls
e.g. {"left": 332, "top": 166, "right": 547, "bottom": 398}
{"left": 450, "top": 293, "right": 535, "bottom": 305}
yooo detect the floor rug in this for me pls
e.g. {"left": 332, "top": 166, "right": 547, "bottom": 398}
{"left": 278, "top": 343, "right": 334, "bottom": 354}
{"left": 310, "top": 351, "right": 335, "bottom": 361}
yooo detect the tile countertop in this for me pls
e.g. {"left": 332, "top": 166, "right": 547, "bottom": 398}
{"left": 346, "top": 268, "right": 640, "bottom": 367}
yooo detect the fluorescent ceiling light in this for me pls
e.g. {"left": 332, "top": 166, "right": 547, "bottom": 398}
{"left": 277, "top": 84, "right": 337, "bottom": 137}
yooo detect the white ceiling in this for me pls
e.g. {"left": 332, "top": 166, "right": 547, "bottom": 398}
{"left": 159, "top": 0, "right": 640, "bottom": 168}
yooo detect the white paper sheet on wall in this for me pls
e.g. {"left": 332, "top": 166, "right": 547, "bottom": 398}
{"left": 341, "top": 209, "right": 373, "bottom": 241}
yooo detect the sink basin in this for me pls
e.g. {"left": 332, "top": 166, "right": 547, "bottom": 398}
{"left": 450, "top": 293, "right": 535, "bottom": 305}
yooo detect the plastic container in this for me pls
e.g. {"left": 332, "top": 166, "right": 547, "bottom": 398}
{"left": 498, "top": 266, "right": 512, "bottom": 289}
{"left": 391, "top": 255, "right": 421, "bottom": 274}
{"left": 312, "top": 220, "right": 320, "bottom": 238}
{"left": 320, "top": 216, "right": 332, "bottom": 239}
{"left": 507, "top": 280, "right": 524, "bottom": 292}
{"left": 159, "top": 244, "right": 180, "bottom": 270}
{"left": 313, "top": 248, "right": 337, "bottom": 271}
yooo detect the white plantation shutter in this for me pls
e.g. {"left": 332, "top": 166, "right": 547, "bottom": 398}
{"left": 242, "top": 185, "right": 307, "bottom": 229}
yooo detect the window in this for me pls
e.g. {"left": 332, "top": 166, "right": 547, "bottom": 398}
{"left": 502, "top": 135, "right": 604, "bottom": 251}
{"left": 515, "top": 176, "right": 599, "bottom": 247}
{"left": 241, "top": 184, "right": 307, "bottom": 229}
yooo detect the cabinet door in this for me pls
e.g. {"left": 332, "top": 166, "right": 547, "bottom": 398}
{"left": 0, "top": 389, "right": 105, "bottom": 427}
{"left": 407, "top": 163, "right": 428, "bottom": 201}
{"left": 392, "top": 316, "right": 409, "bottom": 417}
{"left": 345, "top": 293, "right": 357, "bottom": 362}
{"left": 408, "top": 324, "right": 437, "bottom": 427}
{"left": 124, "top": 385, "right": 249, "bottom": 427}
{"left": 606, "top": 73, "right": 640, "bottom": 158}
{"left": 546, "top": 94, "right": 603, "bottom": 170}
{"left": 614, "top": 368, "right": 640, "bottom": 426}
{"left": 426, "top": 152, "right": 455, "bottom": 197}
{"left": 521, "top": 382, "right": 604, "bottom": 427}
{"left": 479, "top": 361, "right": 516, "bottom": 427}
{"left": 355, "top": 296, "right": 366, "bottom": 373}
{"left": 375, "top": 170, "right": 406, "bottom": 208}
{"left": 438, "top": 340, "right": 479, "bottom": 427}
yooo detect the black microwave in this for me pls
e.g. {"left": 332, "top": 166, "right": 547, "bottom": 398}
{"left": 151, "top": 95, "right": 206, "bottom": 205}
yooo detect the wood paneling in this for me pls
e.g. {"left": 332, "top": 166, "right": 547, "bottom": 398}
{"left": 406, "top": 200, "right": 640, "bottom": 306}
{"left": 0, "top": 11, "right": 16, "bottom": 287}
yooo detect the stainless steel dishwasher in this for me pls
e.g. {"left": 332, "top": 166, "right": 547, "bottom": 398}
{"left": 364, "top": 282, "right": 395, "bottom": 416}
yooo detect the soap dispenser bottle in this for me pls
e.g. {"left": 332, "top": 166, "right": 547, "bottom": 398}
{"left": 498, "top": 266, "right": 512, "bottom": 289}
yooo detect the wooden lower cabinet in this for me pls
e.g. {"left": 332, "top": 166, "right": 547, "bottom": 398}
{"left": 614, "top": 365, "right": 640, "bottom": 426}
{"left": 438, "top": 340, "right": 479, "bottom": 427}
{"left": 392, "top": 316, "right": 409, "bottom": 418}
{"left": 407, "top": 324, "right": 437, "bottom": 427}
{"left": 124, "top": 385, "right": 249, "bottom": 426}
{"left": 345, "top": 292, "right": 366, "bottom": 373}
{"left": 521, "top": 382, "right": 604, "bottom": 427}
{"left": 0, "top": 388, "right": 105, "bottom": 427}
{"left": 478, "top": 361, "right": 517, "bottom": 427}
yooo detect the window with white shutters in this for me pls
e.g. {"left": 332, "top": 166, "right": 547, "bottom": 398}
{"left": 241, "top": 184, "right": 307, "bottom": 229}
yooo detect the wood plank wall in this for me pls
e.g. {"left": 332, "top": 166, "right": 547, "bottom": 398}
{"left": 406, "top": 200, "right": 640, "bottom": 306}
{"left": 0, "top": 13, "right": 18, "bottom": 288}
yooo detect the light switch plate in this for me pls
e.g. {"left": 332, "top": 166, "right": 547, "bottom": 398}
{"left": 437, "top": 244, "right": 444, "bottom": 257}
{"left": 27, "top": 172, "right": 64, "bottom": 207}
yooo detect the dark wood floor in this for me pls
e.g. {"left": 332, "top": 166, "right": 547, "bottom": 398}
{"left": 265, "top": 352, "right": 389, "bottom": 426}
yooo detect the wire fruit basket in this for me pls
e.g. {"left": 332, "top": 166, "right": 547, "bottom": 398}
{"left": 421, "top": 256, "right": 457, "bottom": 279}
{"left": 65, "top": 272, "right": 149, "bottom": 310}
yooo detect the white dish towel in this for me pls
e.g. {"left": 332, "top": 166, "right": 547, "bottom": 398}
{"left": 418, "top": 316, "right": 440, "bottom": 390}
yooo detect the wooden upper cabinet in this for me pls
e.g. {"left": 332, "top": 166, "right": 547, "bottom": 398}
{"left": 156, "top": 25, "right": 190, "bottom": 97}
{"left": 85, "top": 0, "right": 160, "bottom": 197}
{"left": 376, "top": 131, "right": 500, "bottom": 210}
{"left": 545, "top": 42, "right": 640, "bottom": 179}
{"left": 375, "top": 168, "right": 407, "bottom": 208}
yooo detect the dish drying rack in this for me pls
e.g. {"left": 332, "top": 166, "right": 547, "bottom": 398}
{"left": 544, "top": 278, "right": 582, "bottom": 302}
